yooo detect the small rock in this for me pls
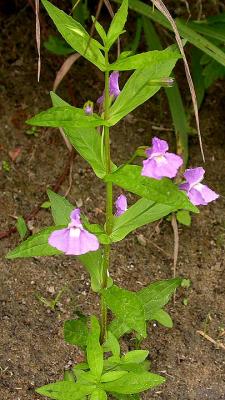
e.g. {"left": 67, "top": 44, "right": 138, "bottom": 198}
{"left": 47, "top": 286, "right": 55, "bottom": 295}
{"left": 137, "top": 234, "right": 147, "bottom": 246}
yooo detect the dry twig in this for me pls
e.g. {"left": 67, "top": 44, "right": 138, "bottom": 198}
{"left": 197, "top": 330, "right": 225, "bottom": 351}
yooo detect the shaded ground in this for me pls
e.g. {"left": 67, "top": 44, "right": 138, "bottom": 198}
{"left": 0, "top": 3, "right": 225, "bottom": 400}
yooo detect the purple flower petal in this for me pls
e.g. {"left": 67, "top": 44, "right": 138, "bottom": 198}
{"left": 183, "top": 167, "right": 205, "bottom": 187}
{"left": 180, "top": 168, "right": 219, "bottom": 206}
{"left": 142, "top": 137, "right": 183, "bottom": 180}
{"left": 84, "top": 101, "right": 93, "bottom": 116}
{"left": 164, "top": 153, "right": 183, "bottom": 178}
{"left": 146, "top": 137, "right": 168, "bottom": 158}
{"left": 65, "top": 228, "right": 99, "bottom": 255}
{"left": 188, "top": 184, "right": 219, "bottom": 206}
{"left": 48, "top": 227, "right": 99, "bottom": 255}
{"left": 97, "top": 71, "right": 120, "bottom": 104}
{"left": 70, "top": 208, "right": 82, "bottom": 227}
{"left": 48, "top": 208, "right": 99, "bottom": 255}
{"left": 142, "top": 152, "right": 183, "bottom": 180}
{"left": 109, "top": 71, "right": 120, "bottom": 97}
{"left": 115, "top": 194, "right": 127, "bottom": 216}
{"left": 48, "top": 228, "right": 71, "bottom": 253}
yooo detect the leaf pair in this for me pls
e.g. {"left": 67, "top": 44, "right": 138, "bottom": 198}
{"left": 106, "top": 279, "right": 182, "bottom": 338}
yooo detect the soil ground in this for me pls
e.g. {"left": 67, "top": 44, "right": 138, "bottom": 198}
{"left": 0, "top": 3, "right": 225, "bottom": 400}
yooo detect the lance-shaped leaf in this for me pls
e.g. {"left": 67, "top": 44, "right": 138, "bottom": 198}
{"left": 150, "top": 309, "right": 173, "bottom": 328}
{"left": 110, "top": 48, "right": 181, "bottom": 71}
{"left": 36, "top": 381, "right": 95, "bottom": 399}
{"left": 27, "top": 106, "right": 109, "bottom": 129}
{"left": 101, "top": 371, "right": 165, "bottom": 394}
{"left": 6, "top": 227, "right": 63, "bottom": 259}
{"left": 111, "top": 198, "right": 176, "bottom": 242}
{"left": 137, "top": 278, "right": 182, "bottom": 319}
{"left": 103, "top": 331, "right": 120, "bottom": 358}
{"left": 121, "top": 350, "right": 149, "bottom": 364}
{"left": 42, "top": 0, "right": 105, "bottom": 70}
{"left": 101, "top": 285, "right": 146, "bottom": 337}
{"left": 105, "top": 165, "right": 198, "bottom": 212}
{"left": 108, "top": 45, "right": 181, "bottom": 125}
{"left": 47, "top": 189, "right": 74, "bottom": 225}
{"left": 107, "top": 0, "right": 128, "bottom": 48}
{"left": 109, "top": 278, "right": 181, "bottom": 338}
{"left": 87, "top": 316, "right": 103, "bottom": 380}
{"left": 51, "top": 92, "right": 107, "bottom": 178}
{"left": 91, "top": 389, "right": 107, "bottom": 400}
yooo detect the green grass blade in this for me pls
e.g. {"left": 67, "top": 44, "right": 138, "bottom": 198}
{"left": 112, "top": 0, "right": 225, "bottom": 67}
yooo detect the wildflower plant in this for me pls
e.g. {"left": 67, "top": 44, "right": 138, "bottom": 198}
{"left": 6, "top": 0, "right": 219, "bottom": 398}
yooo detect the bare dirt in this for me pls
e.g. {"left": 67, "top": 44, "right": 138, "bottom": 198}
{"left": 0, "top": 2, "right": 225, "bottom": 400}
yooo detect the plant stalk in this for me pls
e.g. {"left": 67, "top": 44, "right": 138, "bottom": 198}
{"left": 100, "top": 50, "right": 113, "bottom": 344}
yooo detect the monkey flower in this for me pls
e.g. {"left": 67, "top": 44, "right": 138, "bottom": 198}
{"left": 180, "top": 167, "right": 219, "bottom": 206}
{"left": 115, "top": 194, "right": 128, "bottom": 216}
{"left": 48, "top": 209, "right": 99, "bottom": 255}
{"left": 97, "top": 71, "right": 120, "bottom": 104}
{"left": 141, "top": 137, "right": 183, "bottom": 180}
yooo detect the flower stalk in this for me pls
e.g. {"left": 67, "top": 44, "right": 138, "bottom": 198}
{"left": 100, "top": 50, "right": 113, "bottom": 343}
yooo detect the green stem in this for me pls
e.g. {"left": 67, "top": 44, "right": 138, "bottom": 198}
{"left": 100, "top": 50, "right": 113, "bottom": 344}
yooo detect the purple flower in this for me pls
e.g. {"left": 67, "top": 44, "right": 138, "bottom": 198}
{"left": 115, "top": 194, "right": 127, "bottom": 216}
{"left": 97, "top": 71, "right": 120, "bottom": 104}
{"left": 84, "top": 101, "right": 93, "bottom": 115}
{"left": 179, "top": 167, "right": 219, "bottom": 206}
{"left": 48, "top": 209, "right": 99, "bottom": 255}
{"left": 141, "top": 137, "right": 183, "bottom": 180}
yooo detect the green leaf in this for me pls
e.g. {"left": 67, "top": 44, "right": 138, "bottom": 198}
{"left": 203, "top": 58, "right": 225, "bottom": 89}
{"left": 87, "top": 316, "right": 103, "bottom": 379}
{"left": 108, "top": 45, "right": 181, "bottom": 125}
{"left": 101, "top": 371, "right": 128, "bottom": 383}
{"left": 187, "top": 21, "right": 225, "bottom": 43}
{"left": 82, "top": 216, "right": 111, "bottom": 245}
{"left": 121, "top": 350, "right": 149, "bottom": 364}
{"left": 107, "top": 0, "right": 128, "bottom": 48}
{"left": 176, "top": 210, "right": 191, "bottom": 226}
{"left": 138, "top": 278, "right": 182, "bottom": 319}
{"left": 91, "top": 389, "right": 107, "bottom": 400}
{"left": 103, "top": 331, "right": 120, "bottom": 357}
{"left": 112, "top": 0, "right": 225, "bottom": 67}
{"left": 110, "top": 48, "right": 180, "bottom": 71}
{"left": 51, "top": 92, "right": 107, "bottom": 178}
{"left": 151, "top": 309, "right": 173, "bottom": 328}
{"left": 36, "top": 381, "right": 95, "bottom": 399}
{"left": 44, "top": 35, "right": 74, "bottom": 55}
{"left": 41, "top": 0, "right": 105, "bottom": 70}
{"left": 102, "top": 285, "right": 146, "bottom": 337}
{"left": 64, "top": 316, "right": 88, "bottom": 348}
{"left": 111, "top": 198, "right": 176, "bottom": 242}
{"left": 101, "top": 371, "right": 165, "bottom": 394}
{"left": 63, "top": 370, "right": 76, "bottom": 382}
{"left": 47, "top": 189, "right": 74, "bottom": 225}
{"left": 16, "top": 216, "right": 28, "bottom": 240}
{"left": 27, "top": 106, "right": 109, "bottom": 129}
{"left": 92, "top": 17, "right": 107, "bottom": 44}
{"left": 79, "top": 250, "right": 113, "bottom": 293}
{"left": 6, "top": 227, "right": 62, "bottom": 259}
{"left": 105, "top": 165, "right": 198, "bottom": 212}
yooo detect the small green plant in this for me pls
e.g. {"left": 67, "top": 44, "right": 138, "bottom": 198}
{"left": 36, "top": 286, "right": 67, "bottom": 311}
